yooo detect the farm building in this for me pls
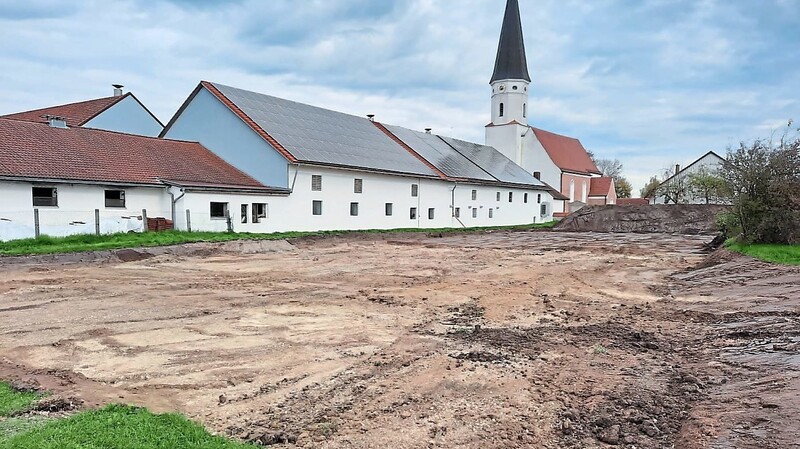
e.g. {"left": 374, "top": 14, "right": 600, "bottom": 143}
{"left": 651, "top": 151, "right": 726, "bottom": 204}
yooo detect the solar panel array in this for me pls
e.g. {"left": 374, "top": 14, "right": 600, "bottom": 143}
{"left": 439, "top": 136, "right": 544, "bottom": 186}
{"left": 211, "top": 83, "right": 438, "bottom": 177}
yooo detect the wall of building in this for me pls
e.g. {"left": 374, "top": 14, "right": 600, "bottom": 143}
{"left": 485, "top": 123, "right": 525, "bottom": 164}
{"left": 0, "top": 181, "right": 171, "bottom": 241}
{"left": 561, "top": 173, "right": 593, "bottom": 205}
{"left": 489, "top": 80, "right": 530, "bottom": 126}
{"left": 519, "top": 134, "right": 562, "bottom": 193}
{"left": 652, "top": 153, "right": 725, "bottom": 204}
{"left": 163, "top": 87, "right": 290, "bottom": 189}
{"left": 83, "top": 95, "right": 164, "bottom": 137}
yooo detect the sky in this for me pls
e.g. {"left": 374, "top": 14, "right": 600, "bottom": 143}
{"left": 1, "top": 0, "right": 798, "bottom": 194}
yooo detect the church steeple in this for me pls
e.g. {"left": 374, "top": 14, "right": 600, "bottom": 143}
{"left": 491, "top": 0, "right": 530, "bottom": 84}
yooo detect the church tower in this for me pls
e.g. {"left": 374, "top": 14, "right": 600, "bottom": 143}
{"left": 486, "top": 0, "right": 530, "bottom": 163}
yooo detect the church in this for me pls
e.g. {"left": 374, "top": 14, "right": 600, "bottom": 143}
{"left": 0, "top": 0, "right": 610, "bottom": 241}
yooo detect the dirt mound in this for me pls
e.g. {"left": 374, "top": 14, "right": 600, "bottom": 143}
{"left": 555, "top": 204, "right": 728, "bottom": 234}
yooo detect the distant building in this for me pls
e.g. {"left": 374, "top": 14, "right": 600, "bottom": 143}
{"left": 617, "top": 198, "right": 650, "bottom": 206}
{"left": 651, "top": 151, "right": 726, "bottom": 204}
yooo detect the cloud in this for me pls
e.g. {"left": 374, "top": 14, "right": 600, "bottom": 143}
{"left": 0, "top": 0, "right": 797, "bottom": 195}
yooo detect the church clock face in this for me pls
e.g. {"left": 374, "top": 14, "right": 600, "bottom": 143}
{"left": 499, "top": 85, "right": 506, "bottom": 92}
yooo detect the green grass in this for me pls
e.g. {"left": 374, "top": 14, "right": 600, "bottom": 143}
{"left": 727, "top": 242, "right": 800, "bottom": 265}
{"left": 0, "top": 383, "right": 42, "bottom": 417}
{"left": 0, "top": 222, "right": 556, "bottom": 256}
{"left": 0, "top": 404, "right": 257, "bottom": 449}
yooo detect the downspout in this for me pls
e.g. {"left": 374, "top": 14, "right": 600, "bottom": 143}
{"left": 169, "top": 187, "right": 185, "bottom": 224}
{"left": 451, "top": 182, "right": 466, "bottom": 228}
{"left": 289, "top": 163, "right": 301, "bottom": 192}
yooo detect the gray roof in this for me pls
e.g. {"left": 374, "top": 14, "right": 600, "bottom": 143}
{"left": 439, "top": 136, "right": 543, "bottom": 186}
{"left": 210, "top": 82, "right": 438, "bottom": 178}
{"left": 491, "top": 0, "right": 531, "bottom": 83}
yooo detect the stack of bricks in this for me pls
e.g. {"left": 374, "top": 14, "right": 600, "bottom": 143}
{"left": 146, "top": 217, "right": 174, "bottom": 232}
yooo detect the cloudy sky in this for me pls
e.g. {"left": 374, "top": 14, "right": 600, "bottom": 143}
{"left": 1, "top": 0, "right": 798, "bottom": 193}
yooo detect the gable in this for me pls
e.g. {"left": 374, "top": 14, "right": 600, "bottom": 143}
{"left": 531, "top": 127, "right": 600, "bottom": 175}
{"left": 83, "top": 94, "right": 164, "bottom": 137}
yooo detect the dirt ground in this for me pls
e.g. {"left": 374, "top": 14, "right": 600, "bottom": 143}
{"left": 0, "top": 231, "right": 798, "bottom": 448}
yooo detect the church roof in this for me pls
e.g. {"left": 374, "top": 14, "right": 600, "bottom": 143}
{"left": 531, "top": 127, "right": 601, "bottom": 175}
{"left": 491, "top": 0, "right": 531, "bottom": 83}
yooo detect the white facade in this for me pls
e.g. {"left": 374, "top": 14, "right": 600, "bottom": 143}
{"left": 490, "top": 79, "right": 530, "bottom": 126}
{"left": 652, "top": 152, "right": 726, "bottom": 204}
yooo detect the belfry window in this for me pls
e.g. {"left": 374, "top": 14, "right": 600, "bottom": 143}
{"left": 499, "top": 103, "right": 505, "bottom": 117}
{"left": 523, "top": 103, "right": 527, "bottom": 118}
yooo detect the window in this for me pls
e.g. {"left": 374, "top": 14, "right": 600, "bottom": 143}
{"left": 472, "top": 208, "right": 478, "bottom": 218}
{"left": 104, "top": 190, "right": 125, "bottom": 208}
{"left": 210, "top": 202, "right": 228, "bottom": 219}
{"left": 312, "top": 200, "right": 323, "bottom": 216}
{"left": 499, "top": 103, "right": 504, "bottom": 117}
{"left": 311, "top": 175, "right": 322, "bottom": 191}
{"left": 489, "top": 208, "right": 494, "bottom": 219}
{"left": 428, "top": 208, "right": 435, "bottom": 220}
{"left": 32, "top": 187, "right": 57, "bottom": 207}
{"left": 569, "top": 180, "right": 575, "bottom": 202}
{"left": 411, "top": 184, "right": 419, "bottom": 197}
{"left": 241, "top": 204, "right": 248, "bottom": 223}
{"left": 471, "top": 190, "right": 477, "bottom": 200}
{"left": 354, "top": 178, "right": 363, "bottom": 194}
{"left": 524, "top": 193, "right": 529, "bottom": 204}
{"left": 533, "top": 171, "right": 541, "bottom": 180}
{"left": 523, "top": 103, "right": 527, "bottom": 118}
{"left": 582, "top": 181, "right": 588, "bottom": 203}
{"left": 252, "top": 203, "right": 267, "bottom": 223}
{"left": 410, "top": 207, "right": 418, "bottom": 220}
{"left": 385, "top": 203, "right": 393, "bottom": 216}
{"left": 541, "top": 203, "right": 549, "bottom": 217}
{"left": 537, "top": 194, "right": 542, "bottom": 204}
{"left": 496, "top": 192, "right": 501, "bottom": 202}
{"left": 350, "top": 202, "right": 359, "bottom": 216}
{"left": 454, "top": 207, "right": 461, "bottom": 218}
{"left": 508, "top": 192, "right": 513, "bottom": 202}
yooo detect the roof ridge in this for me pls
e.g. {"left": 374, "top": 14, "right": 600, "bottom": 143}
{"left": 372, "top": 122, "right": 451, "bottom": 180}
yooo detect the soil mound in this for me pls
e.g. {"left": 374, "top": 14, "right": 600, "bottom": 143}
{"left": 555, "top": 204, "right": 728, "bottom": 234}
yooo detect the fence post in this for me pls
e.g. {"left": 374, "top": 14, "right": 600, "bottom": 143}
{"left": 34, "top": 208, "right": 40, "bottom": 238}
{"left": 95, "top": 209, "right": 100, "bottom": 236}
{"left": 186, "top": 209, "right": 192, "bottom": 232}
{"left": 142, "top": 209, "right": 148, "bottom": 233}
{"left": 226, "top": 210, "right": 233, "bottom": 233}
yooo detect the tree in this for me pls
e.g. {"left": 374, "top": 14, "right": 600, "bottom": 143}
{"left": 640, "top": 176, "right": 660, "bottom": 199}
{"left": 656, "top": 166, "right": 689, "bottom": 204}
{"left": 615, "top": 177, "right": 633, "bottom": 198}
{"left": 595, "top": 158, "right": 624, "bottom": 180}
{"left": 686, "top": 168, "right": 728, "bottom": 204}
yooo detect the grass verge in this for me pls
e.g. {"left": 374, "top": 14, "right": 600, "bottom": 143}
{"left": 0, "top": 404, "right": 256, "bottom": 449}
{"left": 727, "top": 242, "right": 800, "bottom": 265}
{"left": 0, "top": 222, "right": 556, "bottom": 257}
{"left": 0, "top": 383, "right": 42, "bottom": 417}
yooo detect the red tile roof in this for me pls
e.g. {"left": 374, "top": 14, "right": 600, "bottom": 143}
{"left": 0, "top": 119, "right": 273, "bottom": 190}
{"left": 589, "top": 176, "right": 614, "bottom": 197}
{"left": 617, "top": 198, "right": 650, "bottom": 206}
{"left": 531, "top": 127, "right": 600, "bottom": 175}
{"left": 1, "top": 95, "right": 129, "bottom": 128}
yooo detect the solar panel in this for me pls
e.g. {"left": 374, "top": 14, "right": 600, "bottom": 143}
{"left": 384, "top": 125, "right": 496, "bottom": 182}
{"left": 439, "top": 136, "right": 544, "bottom": 186}
{"left": 211, "top": 83, "right": 437, "bottom": 177}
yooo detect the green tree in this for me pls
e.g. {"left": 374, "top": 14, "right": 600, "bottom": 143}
{"left": 615, "top": 177, "right": 633, "bottom": 198}
{"left": 686, "top": 168, "right": 728, "bottom": 204}
{"left": 640, "top": 176, "right": 660, "bottom": 199}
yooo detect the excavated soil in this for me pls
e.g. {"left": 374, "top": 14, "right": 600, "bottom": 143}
{"left": 556, "top": 204, "right": 729, "bottom": 234}
{"left": 0, "top": 231, "right": 797, "bottom": 448}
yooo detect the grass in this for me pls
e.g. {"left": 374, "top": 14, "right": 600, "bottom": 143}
{"left": 727, "top": 241, "right": 800, "bottom": 266}
{"left": 0, "top": 383, "right": 42, "bottom": 417}
{"left": 0, "top": 222, "right": 556, "bottom": 256}
{"left": 0, "top": 404, "right": 257, "bottom": 449}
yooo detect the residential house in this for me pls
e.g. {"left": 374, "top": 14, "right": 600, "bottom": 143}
{"left": 651, "top": 151, "right": 726, "bottom": 204}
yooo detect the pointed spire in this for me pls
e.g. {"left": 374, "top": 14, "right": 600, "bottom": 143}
{"left": 490, "top": 0, "right": 531, "bottom": 84}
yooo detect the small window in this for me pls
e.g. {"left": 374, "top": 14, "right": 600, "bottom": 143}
{"left": 313, "top": 200, "right": 323, "bottom": 216}
{"left": 508, "top": 192, "right": 513, "bottom": 202}
{"left": 411, "top": 184, "right": 419, "bottom": 197}
{"left": 354, "top": 178, "right": 363, "bottom": 194}
{"left": 489, "top": 208, "right": 494, "bottom": 219}
{"left": 311, "top": 175, "right": 322, "bottom": 191}
{"left": 104, "top": 190, "right": 125, "bottom": 208}
{"left": 385, "top": 203, "right": 393, "bottom": 216}
{"left": 524, "top": 193, "right": 529, "bottom": 204}
{"left": 454, "top": 207, "right": 461, "bottom": 218}
{"left": 32, "top": 187, "right": 57, "bottom": 207}
{"left": 241, "top": 204, "right": 249, "bottom": 223}
{"left": 428, "top": 208, "right": 435, "bottom": 220}
{"left": 472, "top": 208, "right": 478, "bottom": 218}
{"left": 496, "top": 192, "right": 501, "bottom": 201}
{"left": 499, "top": 103, "right": 504, "bottom": 117}
{"left": 210, "top": 202, "right": 228, "bottom": 219}
{"left": 252, "top": 203, "right": 267, "bottom": 223}
{"left": 533, "top": 171, "right": 541, "bottom": 180}
{"left": 523, "top": 103, "right": 527, "bottom": 118}
{"left": 537, "top": 194, "right": 542, "bottom": 204}
{"left": 541, "top": 203, "right": 548, "bottom": 217}
{"left": 471, "top": 190, "right": 477, "bottom": 201}
{"left": 350, "top": 202, "right": 359, "bottom": 216}
{"left": 410, "top": 207, "right": 418, "bottom": 220}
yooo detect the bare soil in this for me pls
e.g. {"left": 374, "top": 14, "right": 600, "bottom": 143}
{"left": 0, "top": 231, "right": 797, "bottom": 448}
{"left": 556, "top": 205, "right": 729, "bottom": 234}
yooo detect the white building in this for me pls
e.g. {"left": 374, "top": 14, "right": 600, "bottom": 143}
{"left": 651, "top": 151, "right": 726, "bottom": 204}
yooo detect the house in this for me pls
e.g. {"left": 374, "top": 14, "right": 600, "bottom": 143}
{"left": 651, "top": 151, "right": 726, "bottom": 204}
{"left": 0, "top": 118, "right": 289, "bottom": 241}
{"left": 1, "top": 85, "right": 164, "bottom": 137}
{"left": 484, "top": 0, "right": 613, "bottom": 214}
{"left": 617, "top": 198, "right": 650, "bottom": 206}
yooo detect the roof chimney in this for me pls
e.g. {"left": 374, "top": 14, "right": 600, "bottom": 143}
{"left": 425, "top": 128, "right": 432, "bottom": 134}
{"left": 112, "top": 84, "right": 124, "bottom": 97}
{"left": 44, "top": 115, "right": 67, "bottom": 129}
{"left": 367, "top": 114, "right": 375, "bottom": 122}
{"left": 675, "top": 164, "right": 681, "bottom": 175}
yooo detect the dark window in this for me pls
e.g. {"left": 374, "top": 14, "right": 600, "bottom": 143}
{"left": 104, "top": 190, "right": 125, "bottom": 208}
{"left": 454, "top": 207, "right": 461, "bottom": 218}
{"left": 311, "top": 175, "right": 322, "bottom": 191}
{"left": 541, "top": 203, "right": 548, "bottom": 216}
{"left": 472, "top": 208, "right": 478, "bottom": 218}
{"left": 32, "top": 187, "right": 57, "bottom": 207}
{"left": 241, "top": 204, "right": 248, "bottom": 223}
{"left": 410, "top": 207, "right": 418, "bottom": 220}
{"left": 350, "top": 202, "right": 359, "bottom": 216}
{"left": 499, "top": 103, "right": 504, "bottom": 117}
{"left": 313, "top": 200, "right": 323, "bottom": 216}
{"left": 354, "top": 178, "right": 363, "bottom": 194}
{"left": 489, "top": 208, "right": 494, "bottom": 219}
{"left": 524, "top": 193, "right": 529, "bottom": 204}
{"left": 508, "top": 192, "right": 513, "bottom": 202}
{"left": 385, "top": 203, "right": 393, "bottom": 216}
{"left": 428, "top": 208, "right": 435, "bottom": 220}
{"left": 252, "top": 203, "right": 267, "bottom": 223}
{"left": 496, "top": 192, "right": 501, "bottom": 201}
{"left": 537, "top": 194, "right": 542, "bottom": 204}
{"left": 533, "top": 171, "right": 541, "bottom": 180}
{"left": 411, "top": 184, "right": 419, "bottom": 197}
{"left": 210, "top": 202, "right": 228, "bottom": 219}
{"left": 523, "top": 103, "right": 527, "bottom": 118}
{"left": 471, "top": 190, "right": 477, "bottom": 200}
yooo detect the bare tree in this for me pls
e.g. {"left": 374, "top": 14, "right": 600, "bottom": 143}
{"left": 595, "top": 158, "right": 624, "bottom": 179}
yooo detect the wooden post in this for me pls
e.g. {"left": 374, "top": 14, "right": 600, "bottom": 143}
{"left": 94, "top": 209, "right": 100, "bottom": 236}
{"left": 185, "top": 209, "right": 192, "bottom": 232}
{"left": 226, "top": 210, "right": 233, "bottom": 233}
{"left": 142, "top": 209, "right": 148, "bottom": 233}
{"left": 34, "top": 208, "right": 40, "bottom": 238}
